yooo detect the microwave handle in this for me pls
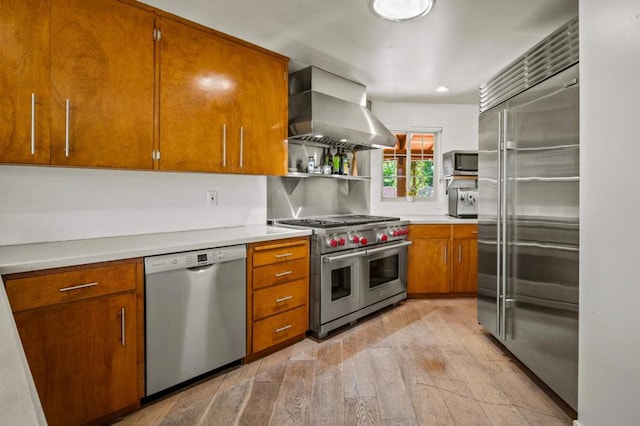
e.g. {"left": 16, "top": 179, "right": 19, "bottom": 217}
{"left": 365, "top": 241, "right": 413, "bottom": 255}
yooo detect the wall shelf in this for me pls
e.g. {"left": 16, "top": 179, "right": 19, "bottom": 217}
{"left": 285, "top": 172, "right": 371, "bottom": 181}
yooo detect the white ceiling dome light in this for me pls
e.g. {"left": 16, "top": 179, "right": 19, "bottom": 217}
{"left": 367, "top": 0, "right": 436, "bottom": 22}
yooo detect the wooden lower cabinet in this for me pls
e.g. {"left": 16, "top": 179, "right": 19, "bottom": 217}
{"left": 407, "top": 224, "right": 478, "bottom": 297}
{"left": 246, "top": 237, "right": 309, "bottom": 360}
{"left": 3, "top": 258, "right": 144, "bottom": 426}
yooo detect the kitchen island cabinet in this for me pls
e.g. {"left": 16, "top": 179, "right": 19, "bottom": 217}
{"left": 246, "top": 237, "right": 309, "bottom": 361}
{"left": 407, "top": 224, "right": 478, "bottom": 297}
{"left": 0, "top": 0, "right": 155, "bottom": 169}
{"left": 157, "top": 17, "right": 288, "bottom": 175}
{"left": 3, "top": 258, "right": 144, "bottom": 426}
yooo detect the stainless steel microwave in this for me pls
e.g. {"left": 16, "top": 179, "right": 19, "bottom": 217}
{"left": 443, "top": 150, "right": 478, "bottom": 176}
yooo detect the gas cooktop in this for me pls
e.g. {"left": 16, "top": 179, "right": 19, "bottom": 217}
{"left": 274, "top": 214, "right": 401, "bottom": 229}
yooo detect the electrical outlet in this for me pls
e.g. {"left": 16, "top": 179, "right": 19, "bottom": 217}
{"left": 206, "top": 190, "right": 218, "bottom": 206}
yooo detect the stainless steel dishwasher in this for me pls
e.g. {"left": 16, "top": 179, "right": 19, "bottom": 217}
{"left": 144, "top": 245, "right": 246, "bottom": 397}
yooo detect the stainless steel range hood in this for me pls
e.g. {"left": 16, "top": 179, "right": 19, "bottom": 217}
{"left": 288, "top": 67, "right": 396, "bottom": 150}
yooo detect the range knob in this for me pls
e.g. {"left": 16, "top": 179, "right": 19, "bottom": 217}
{"left": 391, "top": 229, "right": 400, "bottom": 237}
{"left": 338, "top": 237, "right": 346, "bottom": 246}
{"left": 378, "top": 234, "right": 388, "bottom": 242}
{"left": 351, "top": 235, "right": 360, "bottom": 244}
{"left": 360, "top": 237, "right": 368, "bottom": 245}
{"left": 327, "top": 238, "right": 338, "bottom": 248}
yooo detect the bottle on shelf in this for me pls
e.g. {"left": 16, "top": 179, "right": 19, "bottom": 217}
{"left": 342, "top": 150, "right": 349, "bottom": 175}
{"left": 307, "top": 155, "right": 315, "bottom": 173}
{"left": 326, "top": 149, "right": 334, "bottom": 174}
{"left": 337, "top": 148, "right": 344, "bottom": 175}
{"left": 333, "top": 148, "right": 341, "bottom": 175}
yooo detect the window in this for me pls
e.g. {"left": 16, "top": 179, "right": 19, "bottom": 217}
{"left": 382, "top": 131, "right": 436, "bottom": 200}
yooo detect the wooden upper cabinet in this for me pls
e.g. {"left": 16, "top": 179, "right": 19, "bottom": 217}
{"left": 0, "top": 0, "right": 51, "bottom": 164}
{"left": 158, "top": 18, "right": 233, "bottom": 173}
{"left": 228, "top": 44, "right": 288, "bottom": 176}
{"left": 49, "top": 0, "right": 155, "bottom": 169}
{"left": 158, "top": 18, "right": 288, "bottom": 175}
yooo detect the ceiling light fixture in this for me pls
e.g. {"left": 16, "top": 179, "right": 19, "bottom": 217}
{"left": 434, "top": 86, "right": 450, "bottom": 93}
{"left": 367, "top": 0, "right": 436, "bottom": 22}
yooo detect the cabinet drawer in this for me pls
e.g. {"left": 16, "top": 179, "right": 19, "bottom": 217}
{"left": 252, "top": 240, "right": 308, "bottom": 267}
{"left": 253, "top": 258, "right": 308, "bottom": 290}
{"left": 408, "top": 224, "right": 451, "bottom": 239}
{"left": 253, "top": 279, "right": 308, "bottom": 321}
{"left": 252, "top": 305, "right": 308, "bottom": 353}
{"left": 4, "top": 260, "right": 140, "bottom": 312}
{"left": 452, "top": 224, "right": 478, "bottom": 239}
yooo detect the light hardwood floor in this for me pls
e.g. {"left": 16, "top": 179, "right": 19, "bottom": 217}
{"left": 114, "top": 298, "right": 574, "bottom": 425}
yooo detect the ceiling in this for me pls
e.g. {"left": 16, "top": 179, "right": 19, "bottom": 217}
{"left": 141, "top": 0, "right": 578, "bottom": 105}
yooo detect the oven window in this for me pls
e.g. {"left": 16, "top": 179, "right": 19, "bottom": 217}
{"left": 369, "top": 255, "right": 399, "bottom": 288}
{"left": 331, "top": 266, "right": 352, "bottom": 301}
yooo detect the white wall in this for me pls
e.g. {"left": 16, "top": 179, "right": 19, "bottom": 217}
{"left": 0, "top": 166, "right": 266, "bottom": 246}
{"left": 369, "top": 101, "right": 479, "bottom": 216}
{"left": 578, "top": 1, "right": 640, "bottom": 424}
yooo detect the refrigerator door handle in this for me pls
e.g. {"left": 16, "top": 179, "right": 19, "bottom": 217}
{"left": 500, "top": 111, "right": 510, "bottom": 341}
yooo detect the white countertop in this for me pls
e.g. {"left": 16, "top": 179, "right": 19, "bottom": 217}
{"left": 0, "top": 224, "right": 311, "bottom": 425}
{"left": 402, "top": 215, "right": 478, "bottom": 225}
{"left": 0, "top": 225, "right": 311, "bottom": 275}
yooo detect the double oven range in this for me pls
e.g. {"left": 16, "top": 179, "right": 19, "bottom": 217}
{"left": 271, "top": 215, "right": 411, "bottom": 338}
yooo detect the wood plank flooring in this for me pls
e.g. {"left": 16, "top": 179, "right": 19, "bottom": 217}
{"left": 113, "top": 298, "right": 574, "bottom": 425}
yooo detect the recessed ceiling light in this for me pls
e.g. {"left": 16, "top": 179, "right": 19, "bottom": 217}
{"left": 434, "top": 86, "right": 450, "bottom": 93}
{"left": 314, "top": 134, "right": 324, "bottom": 138}
{"left": 340, "top": 138, "right": 348, "bottom": 143}
{"left": 367, "top": 0, "right": 436, "bottom": 22}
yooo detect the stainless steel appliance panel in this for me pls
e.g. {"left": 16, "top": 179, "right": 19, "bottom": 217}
{"left": 478, "top": 63, "right": 579, "bottom": 410}
{"left": 144, "top": 246, "right": 247, "bottom": 396}
{"left": 320, "top": 251, "right": 362, "bottom": 323}
{"left": 360, "top": 242, "right": 409, "bottom": 308}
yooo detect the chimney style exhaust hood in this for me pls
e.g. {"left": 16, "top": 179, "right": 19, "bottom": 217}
{"left": 288, "top": 67, "right": 396, "bottom": 150}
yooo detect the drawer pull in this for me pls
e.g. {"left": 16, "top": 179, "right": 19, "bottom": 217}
{"left": 59, "top": 282, "right": 98, "bottom": 292}
{"left": 472, "top": 231, "right": 478, "bottom": 234}
{"left": 275, "top": 324, "right": 292, "bottom": 333}
{"left": 275, "top": 271, "right": 293, "bottom": 278}
{"left": 275, "top": 253, "right": 293, "bottom": 259}
{"left": 275, "top": 295, "right": 293, "bottom": 303}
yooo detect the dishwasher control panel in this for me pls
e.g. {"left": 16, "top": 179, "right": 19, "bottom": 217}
{"left": 145, "top": 245, "right": 247, "bottom": 274}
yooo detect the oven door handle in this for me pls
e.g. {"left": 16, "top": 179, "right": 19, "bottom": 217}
{"left": 322, "top": 251, "right": 366, "bottom": 263}
{"left": 365, "top": 241, "right": 413, "bottom": 255}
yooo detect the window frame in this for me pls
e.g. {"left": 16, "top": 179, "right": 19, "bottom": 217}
{"left": 380, "top": 127, "right": 442, "bottom": 202}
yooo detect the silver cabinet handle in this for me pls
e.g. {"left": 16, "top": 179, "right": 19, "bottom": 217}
{"left": 275, "top": 324, "right": 292, "bottom": 333}
{"left": 275, "top": 252, "right": 293, "bottom": 258}
{"left": 458, "top": 244, "right": 462, "bottom": 264}
{"left": 275, "top": 295, "right": 293, "bottom": 303}
{"left": 120, "top": 308, "right": 126, "bottom": 346}
{"left": 65, "top": 99, "right": 70, "bottom": 157}
{"left": 222, "top": 124, "right": 227, "bottom": 167}
{"left": 31, "top": 93, "right": 36, "bottom": 155}
{"left": 275, "top": 270, "right": 293, "bottom": 278}
{"left": 59, "top": 282, "right": 98, "bottom": 292}
{"left": 443, "top": 244, "right": 448, "bottom": 264}
{"left": 239, "top": 126, "right": 244, "bottom": 168}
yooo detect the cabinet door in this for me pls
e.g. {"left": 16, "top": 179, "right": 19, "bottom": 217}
{"left": 227, "top": 44, "right": 288, "bottom": 175}
{"left": 408, "top": 238, "right": 451, "bottom": 294}
{"left": 159, "top": 19, "right": 233, "bottom": 173}
{"left": 451, "top": 238, "right": 478, "bottom": 293}
{"left": 49, "top": 0, "right": 154, "bottom": 169}
{"left": 14, "top": 293, "right": 137, "bottom": 426}
{"left": 0, "top": 0, "right": 51, "bottom": 164}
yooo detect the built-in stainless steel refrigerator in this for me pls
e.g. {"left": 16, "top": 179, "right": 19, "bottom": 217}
{"left": 477, "top": 16, "right": 579, "bottom": 410}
